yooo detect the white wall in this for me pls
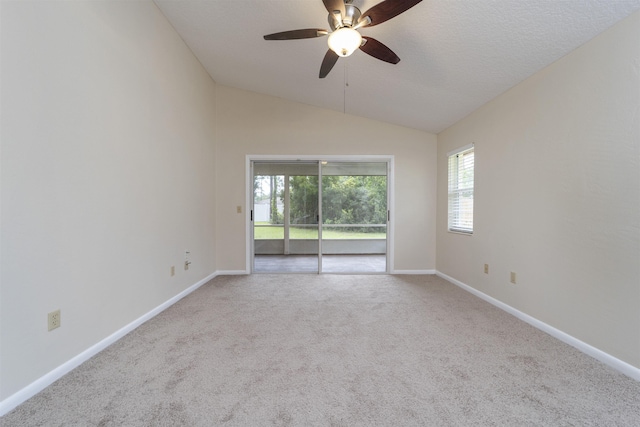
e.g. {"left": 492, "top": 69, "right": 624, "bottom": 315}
{"left": 0, "top": 1, "right": 217, "bottom": 400}
{"left": 437, "top": 12, "right": 640, "bottom": 369}
{"left": 214, "top": 85, "right": 437, "bottom": 273}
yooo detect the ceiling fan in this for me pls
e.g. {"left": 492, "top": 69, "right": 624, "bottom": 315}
{"left": 263, "top": 0, "right": 422, "bottom": 78}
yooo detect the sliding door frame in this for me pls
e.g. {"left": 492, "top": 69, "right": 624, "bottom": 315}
{"left": 246, "top": 154, "right": 395, "bottom": 274}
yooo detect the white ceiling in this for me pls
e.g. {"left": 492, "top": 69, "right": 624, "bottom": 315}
{"left": 154, "top": 0, "right": 640, "bottom": 134}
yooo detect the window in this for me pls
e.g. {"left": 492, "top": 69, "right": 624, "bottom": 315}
{"left": 448, "top": 144, "right": 474, "bottom": 234}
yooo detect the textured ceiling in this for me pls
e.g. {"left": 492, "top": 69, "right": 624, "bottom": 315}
{"left": 154, "top": 0, "right": 640, "bottom": 134}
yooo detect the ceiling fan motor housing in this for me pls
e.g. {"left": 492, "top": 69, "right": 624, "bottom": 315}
{"left": 329, "top": 3, "right": 362, "bottom": 30}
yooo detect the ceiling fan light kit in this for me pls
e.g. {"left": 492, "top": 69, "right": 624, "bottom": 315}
{"left": 263, "top": 0, "right": 422, "bottom": 78}
{"left": 328, "top": 28, "right": 362, "bottom": 57}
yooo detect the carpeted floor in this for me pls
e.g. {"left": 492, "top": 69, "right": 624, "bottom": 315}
{"left": 3, "top": 274, "right": 640, "bottom": 426}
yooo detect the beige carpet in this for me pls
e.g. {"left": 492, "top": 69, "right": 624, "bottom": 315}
{"left": 3, "top": 274, "right": 640, "bottom": 426}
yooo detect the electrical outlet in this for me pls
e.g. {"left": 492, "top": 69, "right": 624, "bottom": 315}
{"left": 236, "top": 205, "right": 242, "bottom": 214}
{"left": 48, "top": 310, "right": 61, "bottom": 331}
{"left": 171, "top": 266, "right": 175, "bottom": 276}
{"left": 484, "top": 264, "right": 489, "bottom": 274}
{"left": 510, "top": 272, "right": 517, "bottom": 284}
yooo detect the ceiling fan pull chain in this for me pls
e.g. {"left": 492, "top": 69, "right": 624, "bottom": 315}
{"left": 343, "top": 60, "right": 349, "bottom": 114}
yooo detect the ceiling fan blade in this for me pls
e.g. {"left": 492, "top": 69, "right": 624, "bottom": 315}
{"left": 360, "top": 37, "right": 400, "bottom": 64}
{"left": 319, "top": 49, "right": 339, "bottom": 78}
{"left": 359, "top": 0, "right": 422, "bottom": 27}
{"left": 322, "top": 0, "right": 346, "bottom": 18}
{"left": 264, "top": 29, "right": 329, "bottom": 40}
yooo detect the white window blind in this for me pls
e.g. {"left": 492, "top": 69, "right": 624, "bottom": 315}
{"left": 448, "top": 145, "right": 474, "bottom": 234}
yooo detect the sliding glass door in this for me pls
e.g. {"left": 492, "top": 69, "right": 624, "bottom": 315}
{"left": 321, "top": 162, "right": 387, "bottom": 273}
{"left": 252, "top": 160, "right": 388, "bottom": 274}
{"left": 253, "top": 162, "right": 319, "bottom": 273}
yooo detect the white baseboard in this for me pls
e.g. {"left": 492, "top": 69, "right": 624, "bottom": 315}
{"left": 436, "top": 270, "right": 640, "bottom": 382}
{"left": 392, "top": 269, "right": 436, "bottom": 275}
{"left": 0, "top": 271, "right": 219, "bottom": 417}
{"left": 216, "top": 270, "right": 250, "bottom": 275}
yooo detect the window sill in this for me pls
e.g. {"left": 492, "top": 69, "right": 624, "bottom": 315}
{"left": 448, "top": 229, "right": 473, "bottom": 236}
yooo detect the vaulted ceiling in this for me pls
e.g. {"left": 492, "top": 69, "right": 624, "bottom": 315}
{"left": 154, "top": 0, "right": 640, "bottom": 134}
